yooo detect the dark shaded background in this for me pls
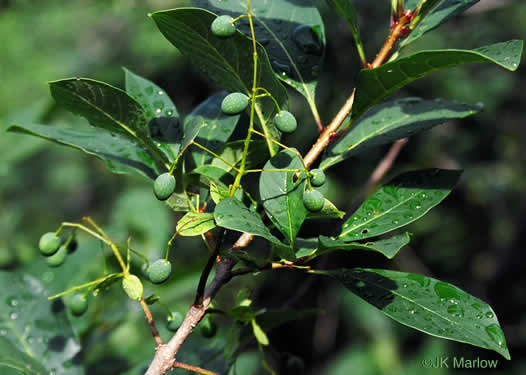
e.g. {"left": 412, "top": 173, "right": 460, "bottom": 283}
{"left": 1, "top": 0, "right": 525, "bottom": 374}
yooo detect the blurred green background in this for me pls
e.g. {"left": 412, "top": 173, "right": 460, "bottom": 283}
{"left": 1, "top": 0, "right": 525, "bottom": 374}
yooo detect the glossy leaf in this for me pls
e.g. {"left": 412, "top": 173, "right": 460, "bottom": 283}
{"left": 176, "top": 212, "right": 216, "bottom": 236}
{"left": 0, "top": 272, "right": 82, "bottom": 374}
{"left": 328, "top": 268, "right": 510, "bottom": 359}
{"left": 7, "top": 124, "right": 157, "bottom": 179}
{"left": 402, "top": 0, "right": 479, "bottom": 48}
{"left": 124, "top": 67, "right": 179, "bottom": 120}
{"left": 322, "top": 98, "right": 480, "bottom": 169}
{"left": 259, "top": 150, "right": 307, "bottom": 246}
{"left": 49, "top": 78, "right": 149, "bottom": 140}
{"left": 0, "top": 336, "right": 48, "bottom": 375}
{"left": 152, "top": 8, "right": 288, "bottom": 155}
{"left": 351, "top": 40, "right": 524, "bottom": 121}
{"left": 195, "top": 0, "right": 325, "bottom": 110}
{"left": 214, "top": 197, "right": 283, "bottom": 248}
{"left": 184, "top": 92, "right": 240, "bottom": 167}
{"left": 190, "top": 165, "right": 235, "bottom": 188}
{"left": 318, "top": 232, "right": 411, "bottom": 259}
{"left": 338, "top": 169, "right": 461, "bottom": 241}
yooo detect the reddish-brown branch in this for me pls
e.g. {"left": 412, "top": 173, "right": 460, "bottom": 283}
{"left": 365, "top": 138, "right": 408, "bottom": 194}
{"left": 140, "top": 298, "right": 163, "bottom": 347}
{"left": 371, "top": 10, "right": 412, "bottom": 69}
{"left": 173, "top": 361, "right": 220, "bottom": 375}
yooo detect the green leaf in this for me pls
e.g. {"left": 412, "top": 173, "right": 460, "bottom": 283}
{"left": 259, "top": 150, "right": 307, "bottom": 247}
{"left": 338, "top": 169, "right": 461, "bottom": 241}
{"left": 351, "top": 40, "right": 524, "bottom": 122}
{"left": 0, "top": 336, "right": 48, "bottom": 375}
{"left": 185, "top": 92, "right": 240, "bottom": 167}
{"left": 0, "top": 272, "right": 82, "bottom": 374}
{"left": 176, "top": 212, "right": 216, "bottom": 236}
{"left": 151, "top": 8, "right": 288, "bottom": 156}
{"left": 321, "top": 98, "right": 480, "bottom": 169}
{"left": 294, "top": 237, "right": 319, "bottom": 258}
{"left": 7, "top": 124, "right": 158, "bottom": 179}
{"left": 228, "top": 306, "right": 255, "bottom": 323}
{"left": 402, "top": 0, "right": 479, "bottom": 48}
{"left": 195, "top": 0, "right": 325, "bottom": 110}
{"left": 328, "top": 268, "right": 510, "bottom": 359}
{"left": 214, "top": 197, "right": 284, "bottom": 248}
{"left": 251, "top": 319, "right": 269, "bottom": 346}
{"left": 318, "top": 232, "right": 411, "bottom": 259}
{"left": 49, "top": 78, "right": 149, "bottom": 140}
{"left": 123, "top": 67, "right": 179, "bottom": 121}
{"left": 306, "top": 198, "right": 345, "bottom": 220}
{"left": 211, "top": 140, "right": 269, "bottom": 172}
{"left": 49, "top": 78, "right": 170, "bottom": 167}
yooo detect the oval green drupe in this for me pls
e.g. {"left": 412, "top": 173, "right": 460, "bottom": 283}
{"left": 46, "top": 245, "right": 68, "bottom": 267}
{"left": 274, "top": 110, "right": 297, "bottom": 133}
{"left": 221, "top": 92, "right": 249, "bottom": 115}
{"left": 154, "top": 172, "right": 176, "bottom": 201}
{"left": 310, "top": 169, "right": 326, "bottom": 187}
{"left": 303, "top": 190, "right": 325, "bottom": 212}
{"left": 69, "top": 294, "right": 88, "bottom": 316}
{"left": 148, "top": 259, "right": 172, "bottom": 284}
{"left": 167, "top": 311, "right": 184, "bottom": 332}
{"left": 211, "top": 15, "right": 236, "bottom": 37}
{"left": 39, "top": 232, "right": 61, "bottom": 256}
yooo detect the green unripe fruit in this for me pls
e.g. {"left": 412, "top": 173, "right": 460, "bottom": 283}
{"left": 39, "top": 232, "right": 61, "bottom": 256}
{"left": 200, "top": 316, "right": 217, "bottom": 338}
{"left": 167, "top": 312, "right": 184, "bottom": 332}
{"left": 309, "top": 169, "right": 326, "bottom": 187}
{"left": 274, "top": 110, "right": 297, "bottom": 133}
{"left": 221, "top": 93, "right": 249, "bottom": 115}
{"left": 122, "top": 274, "right": 144, "bottom": 300}
{"left": 154, "top": 173, "right": 176, "bottom": 201}
{"left": 69, "top": 294, "right": 88, "bottom": 316}
{"left": 147, "top": 259, "right": 172, "bottom": 284}
{"left": 211, "top": 15, "right": 236, "bottom": 37}
{"left": 303, "top": 190, "right": 325, "bottom": 212}
{"left": 46, "top": 246, "right": 67, "bottom": 267}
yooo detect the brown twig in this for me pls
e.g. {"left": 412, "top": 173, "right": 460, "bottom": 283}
{"left": 173, "top": 361, "right": 220, "bottom": 375}
{"left": 364, "top": 138, "right": 408, "bottom": 195}
{"left": 140, "top": 298, "right": 163, "bottom": 347}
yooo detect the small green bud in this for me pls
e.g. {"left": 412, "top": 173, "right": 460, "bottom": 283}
{"left": 69, "top": 294, "right": 88, "bottom": 316}
{"left": 122, "top": 274, "right": 144, "bottom": 300}
{"left": 309, "top": 169, "right": 326, "bottom": 187}
{"left": 46, "top": 246, "right": 68, "bottom": 267}
{"left": 167, "top": 311, "right": 184, "bottom": 332}
{"left": 221, "top": 93, "right": 249, "bottom": 115}
{"left": 303, "top": 190, "right": 324, "bottom": 212}
{"left": 273, "top": 111, "right": 297, "bottom": 133}
{"left": 154, "top": 173, "right": 176, "bottom": 201}
{"left": 39, "top": 232, "right": 61, "bottom": 256}
{"left": 211, "top": 15, "right": 236, "bottom": 37}
{"left": 147, "top": 259, "right": 172, "bottom": 284}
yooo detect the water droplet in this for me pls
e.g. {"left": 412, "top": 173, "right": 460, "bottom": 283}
{"left": 408, "top": 308, "right": 416, "bottom": 315}
{"left": 402, "top": 283, "right": 408, "bottom": 288}
{"left": 434, "top": 282, "right": 461, "bottom": 301}
{"left": 355, "top": 281, "right": 365, "bottom": 288}
{"left": 0, "top": 329, "right": 6, "bottom": 336}
{"left": 292, "top": 25, "right": 323, "bottom": 56}
{"left": 156, "top": 109, "right": 162, "bottom": 114}
{"left": 353, "top": 216, "right": 358, "bottom": 221}
{"left": 153, "top": 100, "right": 165, "bottom": 110}
{"left": 485, "top": 312, "right": 494, "bottom": 319}
{"left": 271, "top": 60, "right": 292, "bottom": 76}
{"left": 145, "top": 86, "right": 154, "bottom": 95}
{"left": 165, "top": 109, "right": 174, "bottom": 116}
{"left": 392, "top": 219, "right": 399, "bottom": 225}
{"left": 343, "top": 223, "right": 349, "bottom": 228}
{"left": 486, "top": 324, "right": 506, "bottom": 348}
{"left": 6, "top": 297, "right": 18, "bottom": 307}
{"left": 447, "top": 304, "right": 464, "bottom": 318}
{"left": 475, "top": 313, "right": 483, "bottom": 319}
{"left": 10, "top": 312, "right": 18, "bottom": 320}
{"left": 158, "top": 90, "right": 164, "bottom": 95}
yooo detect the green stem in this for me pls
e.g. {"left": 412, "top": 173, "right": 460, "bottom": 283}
{"left": 48, "top": 273, "right": 123, "bottom": 300}
{"left": 192, "top": 142, "right": 240, "bottom": 172}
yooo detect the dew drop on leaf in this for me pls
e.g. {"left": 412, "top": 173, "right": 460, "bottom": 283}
{"left": 485, "top": 312, "right": 494, "bottom": 319}
{"left": 486, "top": 324, "right": 507, "bottom": 348}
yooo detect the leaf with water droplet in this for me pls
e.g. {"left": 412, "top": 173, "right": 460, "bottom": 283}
{"left": 0, "top": 272, "right": 82, "bottom": 374}
{"left": 214, "top": 197, "right": 293, "bottom": 259}
{"left": 260, "top": 150, "right": 307, "bottom": 247}
{"left": 193, "top": 0, "right": 325, "bottom": 117}
{"left": 317, "top": 232, "right": 411, "bottom": 259}
{"left": 7, "top": 124, "right": 157, "bottom": 179}
{"left": 352, "top": 40, "right": 523, "bottom": 122}
{"left": 152, "top": 8, "right": 287, "bottom": 156}
{"left": 338, "top": 169, "right": 461, "bottom": 241}
{"left": 321, "top": 98, "right": 480, "bottom": 169}
{"left": 176, "top": 212, "right": 216, "bottom": 236}
{"left": 325, "top": 268, "right": 510, "bottom": 359}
